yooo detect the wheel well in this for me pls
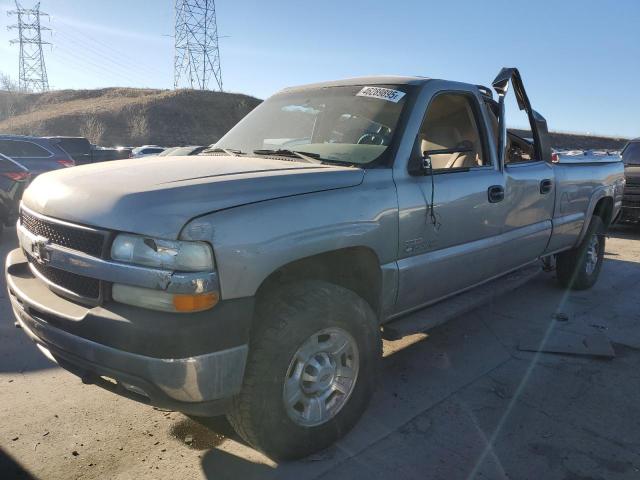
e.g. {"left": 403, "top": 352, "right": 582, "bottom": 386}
{"left": 593, "top": 196, "right": 614, "bottom": 226}
{"left": 255, "top": 247, "right": 383, "bottom": 318}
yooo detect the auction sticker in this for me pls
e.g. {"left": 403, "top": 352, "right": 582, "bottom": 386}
{"left": 356, "top": 86, "right": 406, "bottom": 103}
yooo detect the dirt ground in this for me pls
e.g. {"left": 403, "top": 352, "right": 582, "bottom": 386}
{"left": 1, "top": 224, "right": 640, "bottom": 480}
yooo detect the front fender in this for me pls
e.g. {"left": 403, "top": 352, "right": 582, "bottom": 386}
{"left": 183, "top": 169, "right": 399, "bottom": 300}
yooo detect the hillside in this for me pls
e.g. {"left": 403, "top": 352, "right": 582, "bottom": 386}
{"left": 0, "top": 88, "right": 630, "bottom": 150}
{"left": 0, "top": 87, "right": 261, "bottom": 146}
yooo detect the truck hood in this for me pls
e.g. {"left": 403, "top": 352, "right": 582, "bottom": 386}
{"left": 22, "top": 155, "right": 364, "bottom": 238}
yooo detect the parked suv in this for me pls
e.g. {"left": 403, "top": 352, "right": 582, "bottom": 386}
{"left": 620, "top": 138, "right": 640, "bottom": 222}
{"left": 44, "top": 137, "right": 131, "bottom": 165}
{"left": 0, "top": 152, "right": 29, "bottom": 237}
{"left": 0, "top": 135, "right": 74, "bottom": 176}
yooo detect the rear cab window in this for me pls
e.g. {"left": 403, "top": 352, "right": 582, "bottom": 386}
{"left": 622, "top": 142, "right": 640, "bottom": 165}
{"left": 54, "top": 138, "right": 91, "bottom": 157}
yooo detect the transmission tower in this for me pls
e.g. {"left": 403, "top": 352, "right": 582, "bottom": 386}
{"left": 7, "top": 1, "right": 51, "bottom": 92}
{"left": 174, "top": 0, "right": 223, "bottom": 91}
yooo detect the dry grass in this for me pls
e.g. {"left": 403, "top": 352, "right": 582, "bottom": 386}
{"left": 0, "top": 87, "right": 261, "bottom": 146}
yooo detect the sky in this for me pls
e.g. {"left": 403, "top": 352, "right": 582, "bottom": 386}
{"left": 0, "top": 0, "right": 638, "bottom": 138}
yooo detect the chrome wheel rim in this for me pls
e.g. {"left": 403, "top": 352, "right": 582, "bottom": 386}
{"left": 283, "top": 327, "right": 359, "bottom": 427}
{"left": 585, "top": 234, "right": 600, "bottom": 275}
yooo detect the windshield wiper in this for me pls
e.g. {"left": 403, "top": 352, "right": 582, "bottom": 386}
{"left": 252, "top": 149, "right": 322, "bottom": 164}
{"left": 201, "top": 147, "right": 244, "bottom": 156}
{"left": 253, "top": 148, "right": 360, "bottom": 168}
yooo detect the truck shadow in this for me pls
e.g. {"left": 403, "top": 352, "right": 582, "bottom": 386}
{"left": 0, "top": 447, "right": 36, "bottom": 480}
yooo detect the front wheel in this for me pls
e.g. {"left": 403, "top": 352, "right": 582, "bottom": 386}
{"left": 556, "top": 215, "right": 606, "bottom": 290}
{"left": 227, "top": 280, "right": 381, "bottom": 460}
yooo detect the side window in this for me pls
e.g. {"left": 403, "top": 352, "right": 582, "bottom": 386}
{"left": 503, "top": 86, "right": 536, "bottom": 164}
{"left": 483, "top": 94, "right": 536, "bottom": 165}
{"left": 505, "top": 132, "right": 535, "bottom": 164}
{"left": 0, "top": 140, "right": 50, "bottom": 158}
{"left": 0, "top": 140, "right": 20, "bottom": 156}
{"left": 419, "top": 93, "right": 488, "bottom": 170}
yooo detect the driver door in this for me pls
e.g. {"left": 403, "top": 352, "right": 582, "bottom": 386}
{"left": 394, "top": 88, "right": 507, "bottom": 313}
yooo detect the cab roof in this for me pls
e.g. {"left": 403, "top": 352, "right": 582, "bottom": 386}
{"left": 280, "top": 75, "right": 431, "bottom": 93}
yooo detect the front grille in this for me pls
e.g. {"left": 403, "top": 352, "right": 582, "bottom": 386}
{"left": 622, "top": 198, "right": 640, "bottom": 208}
{"left": 28, "top": 253, "right": 101, "bottom": 299}
{"left": 20, "top": 209, "right": 106, "bottom": 257}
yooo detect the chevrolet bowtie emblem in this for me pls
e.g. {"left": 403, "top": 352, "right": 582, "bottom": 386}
{"left": 31, "top": 237, "right": 51, "bottom": 264}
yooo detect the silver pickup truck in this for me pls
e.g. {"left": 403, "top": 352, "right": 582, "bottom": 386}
{"left": 6, "top": 68, "right": 624, "bottom": 460}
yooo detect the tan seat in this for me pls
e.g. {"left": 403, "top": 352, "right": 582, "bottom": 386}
{"left": 420, "top": 128, "right": 479, "bottom": 169}
{"left": 418, "top": 94, "right": 484, "bottom": 169}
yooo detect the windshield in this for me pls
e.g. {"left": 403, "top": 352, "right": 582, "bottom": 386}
{"left": 622, "top": 142, "right": 640, "bottom": 165}
{"left": 215, "top": 85, "right": 411, "bottom": 166}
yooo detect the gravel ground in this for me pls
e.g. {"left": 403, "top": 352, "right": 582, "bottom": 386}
{"left": 1, "top": 224, "right": 640, "bottom": 480}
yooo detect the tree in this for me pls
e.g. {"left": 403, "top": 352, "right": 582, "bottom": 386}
{"left": 80, "top": 114, "right": 106, "bottom": 145}
{"left": 0, "top": 72, "right": 19, "bottom": 93}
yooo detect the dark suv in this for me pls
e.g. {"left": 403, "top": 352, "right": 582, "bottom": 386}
{"left": 620, "top": 138, "right": 640, "bottom": 223}
{"left": 0, "top": 135, "right": 75, "bottom": 176}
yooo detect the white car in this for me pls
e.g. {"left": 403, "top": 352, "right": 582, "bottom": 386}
{"left": 130, "top": 145, "right": 165, "bottom": 158}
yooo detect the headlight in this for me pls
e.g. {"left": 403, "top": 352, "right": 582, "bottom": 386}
{"left": 111, "top": 234, "right": 214, "bottom": 271}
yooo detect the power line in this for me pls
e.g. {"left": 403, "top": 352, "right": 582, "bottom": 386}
{"left": 7, "top": 1, "right": 51, "bottom": 92}
{"left": 56, "top": 28, "right": 169, "bottom": 81}
{"left": 52, "top": 30, "right": 166, "bottom": 86}
{"left": 174, "top": 0, "right": 223, "bottom": 91}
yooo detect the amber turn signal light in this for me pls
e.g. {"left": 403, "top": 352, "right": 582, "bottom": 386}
{"left": 172, "top": 291, "right": 219, "bottom": 312}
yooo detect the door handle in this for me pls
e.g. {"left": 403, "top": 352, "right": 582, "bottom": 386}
{"left": 540, "top": 179, "right": 553, "bottom": 194}
{"left": 488, "top": 185, "right": 504, "bottom": 203}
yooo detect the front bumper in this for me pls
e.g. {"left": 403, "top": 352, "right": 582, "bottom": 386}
{"left": 6, "top": 248, "right": 253, "bottom": 416}
{"left": 620, "top": 195, "right": 640, "bottom": 222}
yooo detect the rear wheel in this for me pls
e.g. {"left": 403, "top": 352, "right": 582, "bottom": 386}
{"left": 556, "top": 216, "right": 606, "bottom": 290}
{"left": 227, "top": 280, "right": 381, "bottom": 460}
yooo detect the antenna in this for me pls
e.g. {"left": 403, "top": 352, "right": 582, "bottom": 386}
{"left": 7, "top": 1, "right": 51, "bottom": 92}
{"left": 174, "top": 0, "right": 223, "bottom": 91}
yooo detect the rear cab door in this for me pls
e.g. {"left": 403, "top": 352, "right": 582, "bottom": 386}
{"left": 488, "top": 68, "right": 555, "bottom": 271}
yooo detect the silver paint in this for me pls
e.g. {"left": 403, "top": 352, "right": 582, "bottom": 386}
{"left": 14, "top": 77, "right": 624, "bottom": 326}
{"left": 11, "top": 297, "right": 247, "bottom": 402}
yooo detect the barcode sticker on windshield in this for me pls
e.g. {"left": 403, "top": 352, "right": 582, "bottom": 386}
{"left": 356, "top": 86, "right": 406, "bottom": 103}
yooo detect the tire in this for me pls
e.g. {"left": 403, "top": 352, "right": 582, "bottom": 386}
{"left": 556, "top": 215, "right": 606, "bottom": 290}
{"left": 227, "top": 280, "right": 381, "bottom": 460}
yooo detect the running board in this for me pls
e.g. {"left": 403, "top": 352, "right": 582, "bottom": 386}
{"left": 382, "top": 264, "right": 543, "bottom": 340}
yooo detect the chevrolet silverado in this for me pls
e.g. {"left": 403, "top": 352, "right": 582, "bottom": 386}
{"left": 6, "top": 68, "right": 624, "bottom": 459}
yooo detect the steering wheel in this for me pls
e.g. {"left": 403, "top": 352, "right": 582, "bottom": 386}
{"left": 357, "top": 133, "right": 385, "bottom": 145}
